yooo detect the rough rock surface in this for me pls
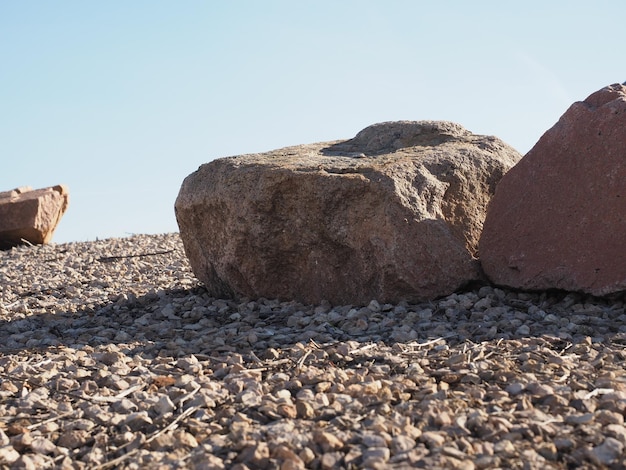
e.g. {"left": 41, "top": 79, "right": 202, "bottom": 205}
{"left": 175, "top": 121, "right": 521, "bottom": 305}
{"left": 0, "top": 185, "right": 69, "bottom": 250}
{"left": 480, "top": 84, "right": 626, "bottom": 296}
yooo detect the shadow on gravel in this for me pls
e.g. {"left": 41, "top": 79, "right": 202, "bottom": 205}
{"left": 2, "top": 282, "right": 626, "bottom": 361}
{"left": 3, "top": 279, "right": 626, "bottom": 470}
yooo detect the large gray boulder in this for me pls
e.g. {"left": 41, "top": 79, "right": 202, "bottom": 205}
{"left": 175, "top": 121, "right": 521, "bottom": 305}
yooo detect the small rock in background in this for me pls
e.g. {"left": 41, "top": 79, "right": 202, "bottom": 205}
{"left": 0, "top": 185, "right": 69, "bottom": 249}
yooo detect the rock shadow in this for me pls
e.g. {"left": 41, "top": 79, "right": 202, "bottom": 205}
{"left": 1, "top": 283, "right": 625, "bottom": 363}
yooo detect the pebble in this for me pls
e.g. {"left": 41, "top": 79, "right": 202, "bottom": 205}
{"left": 320, "top": 452, "right": 343, "bottom": 469}
{"left": 314, "top": 431, "right": 344, "bottom": 452}
{"left": 153, "top": 395, "right": 176, "bottom": 417}
{"left": 590, "top": 437, "right": 624, "bottom": 465}
{"left": 29, "top": 437, "right": 56, "bottom": 455}
{"left": 0, "top": 446, "right": 20, "bottom": 465}
{"left": 391, "top": 435, "right": 416, "bottom": 453}
{"left": 362, "top": 446, "right": 390, "bottom": 465}
{"left": 505, "top": 382, "right": 525, "bottom": 395}
{"left": 421, "top": 431, "right": 447, "bottom": 448}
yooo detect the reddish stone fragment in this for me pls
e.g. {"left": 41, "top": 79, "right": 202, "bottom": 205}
{"left": 480, "top": 84, "right": 626, "bottom": 295}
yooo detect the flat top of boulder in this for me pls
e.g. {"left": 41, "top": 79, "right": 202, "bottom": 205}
{"left": 214, "top": 120, "right": 519, "bottom": 174}
{"left": 325, "top": 120, "right": 472, "bottom": 156}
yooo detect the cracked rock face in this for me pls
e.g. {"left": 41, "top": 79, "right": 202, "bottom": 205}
{"left": 175, "top": 121, "right": 521, "bottom": 305}
{"left": 480, "top": 84, "right": 626, "bottom": 296}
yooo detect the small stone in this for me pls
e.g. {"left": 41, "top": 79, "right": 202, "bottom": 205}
{"left": 174, "top": 430, "right": 198, "bottom": 448}
{"left": 112, "top": 398, "right": 138, "bottom": 414}
{"left": 238, "top": 390, "right": 262, "bottom": 407}
{"left": 494, "top": 439, "right": 515, "bottom": 456}
{"left": 595, "top": 409, "right": 624, "bottom": 425}
{"left": 116, "top": 432, "right": 144, "bottom": 452}
{"left": 442, "top": 446, "right": 469, "bottom": 460}
{"left": 14, "top": 454, "right": 52, "bottom": 470}
{"left": 526, "top": 382, "right": 554, "bottom": 397}
{"left": 570, "top": 398, "right": 596, "bottom": 413}
{"left": 296, "top": 401, "right": 316, "bottom": 419}
{"left": 57, "top": 430, "right": 91, "bottom": 450}
{"left": 362, "top": 446, "right": 390, "bottom": 466}
{"left": 153, "top": 395, "right": 176, "bottom": 417}
{"left": 96, "top": 350, "right": 126, "bottom": 366}
{"left": 277, "top": 404, "right": 297, "bottom": 419}
{"left": 281, "top": 460, "right": 305, "bottom": 470}
{"left": 589, "top": 437, "right": 624, "bottom": 465}
{"left": 30, "top": 437, "right": 56, "bottom": 455}
{"left": 537, "top": 442, "right": 558, "bottom": 460}
{"left": 19, "top": 387, "right": 49, "bottom": 411}
{"left": 0, "top": 430, "right": 9, "bottom": 447}
{"left": 314, "top": 431, "right": 344, "bottom": 452}
{"left": 474, "top": 298, "right": 492, "bottom": 310}
{"left": 299, "top": 447, "right": 316, "bottom": 465}
{"left": 0, "top": 445, "right": 20, "bottom": 465}
{"left": 71, "top": 419, "right": 96, "bottom": 432}
{"left": 505, "top": 382, "right": 525, "bottom": 395}
{"left": 113, "top": 330, "right": 132, "bottom": 342}
{"left": 362, "top": 433, "right": 387, "bottom": 448}
{"left": 195, "top": 454, "right": 225, "bottom": 469}
{"left": 565, "top": 413, "right": 595, "bottom": 425}
{"left": 10, "top": 432, "right": 33, "bottom": 453}
{"left": 272, "top": 445, "right": 305, "bottom": 470}
{"left": 391, "top": 435, "right": 416, "bottom": 453}
{"left": 149, "top": 432, "right": 176, "bottom": 451}
{"left": 320, "top": 452, "right": 344, "bottom": 470}
{"left": 606, "top": 424, "right": 626, "bottom": 444}
{"left": 82, "top": 446, "right": 106, "bottom": 466}
{"left": 176, "top": 355, "right": 200, "bottom": 372}
{"left": 161, "top": 304, "right": 180, "bottom": 320}
{"left": 420, "top": 431, "right": 446, "bottom": 448}
{"left": 553, "top": 437, "right": 576, "bottom": 451}
{"left": 237, "top": 442, "right": 270, "bottom": 467}
{"left": 123, "top": 411, "right": 153, "bottom": 431}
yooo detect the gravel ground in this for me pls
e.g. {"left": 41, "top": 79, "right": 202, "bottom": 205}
{"left": 1, "top": 233, "right": 626, "bottom": 469}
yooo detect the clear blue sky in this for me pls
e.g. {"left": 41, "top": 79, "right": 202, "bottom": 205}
{"left": 1, "top": 1, "right": 623, "bottom": 243}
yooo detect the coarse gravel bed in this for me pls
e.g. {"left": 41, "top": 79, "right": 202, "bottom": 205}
{"left": 1, "top": 233, "right": 626, "bottom": 469}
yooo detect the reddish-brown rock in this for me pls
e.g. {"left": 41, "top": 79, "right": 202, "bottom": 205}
{"left": 175, "top": 121, "right": 521, "bottom": 305}
{"left": 0, "top": 185, "right": 70, "bottom": 249}
{"left": 480, "top": 83, "right": 626, "bottom": 295}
